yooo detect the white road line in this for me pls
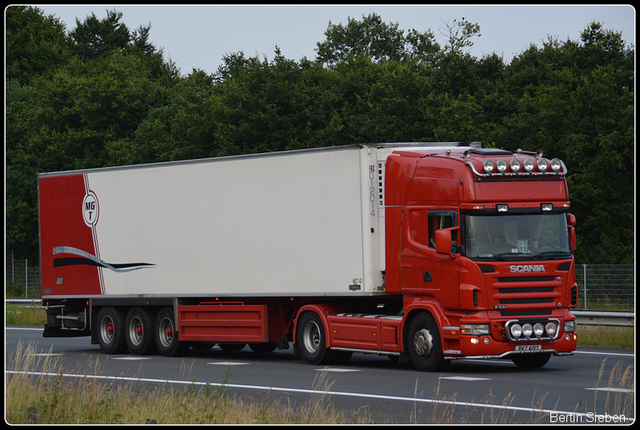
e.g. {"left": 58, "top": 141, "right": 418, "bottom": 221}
{"left": 112, "top": 357, "right": 152, "bottom": 361}
{"left": 207, "top": 362, "right": 250, "bottom": 366}
{"left": 314, "top": 368, "right": 361, "bottom": 373}
{"left": 585, "top": 387, "right": 634, "bottom": 393}
{"left": 439, "top": 376, "right": 491, "bottom": 381}
{"left": 573, "top": 350, "right": 634, "bottom": 357}
{"left": 9, "top": 369, "right": 633, "bottom": 421}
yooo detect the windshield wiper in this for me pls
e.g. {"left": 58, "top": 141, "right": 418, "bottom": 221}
{"left": 532, "top": 251, "right": 572, "bottom": 260}
{"left": 493, "top": 252, "right": 530, "bottom": 260}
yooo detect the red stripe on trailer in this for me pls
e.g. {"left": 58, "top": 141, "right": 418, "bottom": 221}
{"left": 39, "top": 174, "right": 102, "bottom": 296}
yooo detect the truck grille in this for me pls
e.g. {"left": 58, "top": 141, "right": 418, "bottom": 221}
{"left": 484, "top": 270, "right": 564, "bottom": 316}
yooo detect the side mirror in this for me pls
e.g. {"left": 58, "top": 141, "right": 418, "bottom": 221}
{"left": 435, "top": 227, "right": 459, "bottom": 257}
{"left": 567, "top": 213, "right": 576, "bottom": 251}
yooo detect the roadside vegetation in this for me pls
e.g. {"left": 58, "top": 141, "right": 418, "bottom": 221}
{"left": 6, "top": 340, "right": 634, "bottom": 424}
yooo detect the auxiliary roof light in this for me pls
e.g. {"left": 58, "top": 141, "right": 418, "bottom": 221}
{"left": 496, "top": 159, "right": 508, "bottom": 173}
{"left": 550, "top": 158, "right": 562, "bottom": 172}
{"left": 509, "top": 158, "right": 521, "bottom": 172}
{"left": 483, "top": 159, "right": 495, "bottom": 173}
{"left": 523, "top": 158, "right": 535, "bottom": 172}
{"left": 537, "top": 158, "right": 549, "bottom": 172}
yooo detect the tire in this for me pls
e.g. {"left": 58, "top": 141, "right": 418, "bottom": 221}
{"left": 219, "top": 343, "right": 246, "bottom": 352}
{"left": 125, "top": 307, "right": 157, "bottom": 355}
{"left": 296, "top": 311, "right": 332, "bottom": 365}
{"left": 154, "top": 307, "right": 189, "bottom": 357}
{"left": 96, "top": 307, "right": 127, "bottom": 354}
{"left": 249, "top": 343, "right": 277, "bottom": 353}
{"left": 511, "top": 352, "right": 551, "bottom": 369}
{"left": 406, "top": 313, "right": 448, "bottom": 372}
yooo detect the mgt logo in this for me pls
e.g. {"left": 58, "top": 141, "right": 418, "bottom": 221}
{"left": 82, "top": 190, "right": 99, "bottom": 227}
{"left": 510, "top": 264, "right": 546, "bottom": 273}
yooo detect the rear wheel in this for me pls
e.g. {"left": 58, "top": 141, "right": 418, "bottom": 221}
{"left": 154, "top": 307, "right": 189, "bottom": 357}
{"left": 407, "top": 313, "right": 449, "bottom": 371}
{"left": 96, "top": 307, "right": 127, "bottom": 354}
{"left": 125, "top": 307, "right": 157, "bottom": 355}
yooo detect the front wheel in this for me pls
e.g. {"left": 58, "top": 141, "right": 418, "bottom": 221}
{"left": 154, "top": 307, "right": 189, "bottom": 357}
{"left": 296, "top": 312, "right": 332, "bottom": 365}
{"left": 511, "top": 352, "right": 551, "bottom": 368}
{"left": 407, "top": 313, "right": 448, "bottom": 372}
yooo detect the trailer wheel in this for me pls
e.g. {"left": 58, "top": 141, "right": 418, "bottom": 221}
{"left": 154, "top": 307, "right": 188, "bottom": 357}
{"left": 407, "top": 313, "right": 448, "bottom": 372}
{"left": 511, "top": 352, "right": 551, "bottom": 369}
{"left": 125, "top": 307, "right": 157, "bottom": 355}
{"left": 96, "top": 307, "right": 127, "bottom": 354}
{"left": 296, "top": 312, "right": 333, "bottom": 365}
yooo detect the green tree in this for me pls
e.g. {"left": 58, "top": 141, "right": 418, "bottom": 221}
{"left": 5, "top": 6, "right": 73, "bottom": 85}
{"left": 315, "top": 13, "right": 440, "bottom": 67}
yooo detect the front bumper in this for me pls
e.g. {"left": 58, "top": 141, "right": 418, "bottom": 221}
{"left": 444, "top": 330, "right": 577, "bottom": 359}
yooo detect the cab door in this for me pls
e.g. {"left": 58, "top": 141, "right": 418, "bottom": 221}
{"left": 400, "top": 207, "right": 460, "bottom": 309}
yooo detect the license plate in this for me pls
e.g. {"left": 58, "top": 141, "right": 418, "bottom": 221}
{"left": 516, "top": 344, "right": 542, "bottom": 352}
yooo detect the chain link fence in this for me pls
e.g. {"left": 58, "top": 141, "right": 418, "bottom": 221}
{"left": 5, "top": 254, "right": 635, "bottom": 310}
{"left": 6, "top": 254, "right": 42, "bottom": 299}
{"left": 574, "top": 264, "right": 634, "bottom": 311}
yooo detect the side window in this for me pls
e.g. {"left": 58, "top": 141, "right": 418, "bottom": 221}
{"left": 428, "top": 210, "right": 458, "bottom": 249}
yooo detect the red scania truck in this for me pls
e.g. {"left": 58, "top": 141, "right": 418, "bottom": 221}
{"left": 38, "top": 142, "right": 578, "bottom": 371}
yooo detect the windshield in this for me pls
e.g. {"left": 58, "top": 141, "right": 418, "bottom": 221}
{"left": 464, "top": 213, "right": 571, "bottom": 260}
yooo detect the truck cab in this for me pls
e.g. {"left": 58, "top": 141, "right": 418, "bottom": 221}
{"left": 383, "top": 146, "right": 578, "bottom": 370}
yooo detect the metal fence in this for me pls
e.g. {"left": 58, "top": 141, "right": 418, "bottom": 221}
{"left": 574, "top": 264, "right": 634, "bottom": 311}
{"left": 5, "top": 254, "right": 635, "bottom": 310}
{"left": 6, "top": 255, "right": 41, "bottom": 299}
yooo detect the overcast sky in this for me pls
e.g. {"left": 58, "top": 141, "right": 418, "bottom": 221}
{"left": 37, "top": 4, "right": 635, "bottom": 76}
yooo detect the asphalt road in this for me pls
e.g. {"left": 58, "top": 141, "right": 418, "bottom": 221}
{"left": 6, "top": 326, "right": 635, "bottom": 424}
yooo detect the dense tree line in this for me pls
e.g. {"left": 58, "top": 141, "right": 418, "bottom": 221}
{"left": 6, "top": 7, "right": 634, "bottom": 265}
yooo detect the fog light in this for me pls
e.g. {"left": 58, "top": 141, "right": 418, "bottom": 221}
{"left": 470, "top": 337, "right": 479, "bottom": 344}
{"left": 545, "top": 322, "right": 557, "bottom": 337}
{"left": 522, "top": 323, "right": 533, "bottom": 337}
{"left": 510, "top": 323, "right": 522, "bottom": 338}
{"left": 484, "top": 337, "right": 490, "bottom": 344}
{"left": 533, "top": 323, "right": 545, "bottom": 337}
{"left": 497, "top": 204, "right": 509, "bottom": 213}
{"left": 566, "top": 334, "right": 571, "bottom": 341}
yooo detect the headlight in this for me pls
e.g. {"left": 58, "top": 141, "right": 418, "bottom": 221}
{"left": 496, "top": 159, "right": 508, "bottom": 172}
{"left": 509, "top": 158, "right": 521, "bottom": 172}
{"left": 461, "top": 324, "right": 490, "bottom": 335}
{"left": 483, "top": 159, "right": 495, "bottom": 173}
{"left": 564, "top": 320, "right": 576, "bottom": 333}
{"left": 522, "top": 323, "right": 533, "bottom": 337}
